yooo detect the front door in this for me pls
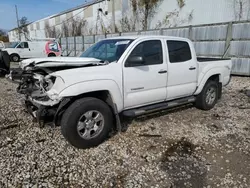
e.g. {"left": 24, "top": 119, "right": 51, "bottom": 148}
{"left": 166, "top": 40, "right": 197, "bottom": 100}
{"left": 123, "top": 39, "right": 168, "bottom": 109}
{"left": 16, "top": 42, "right": 31, "bottom": 58}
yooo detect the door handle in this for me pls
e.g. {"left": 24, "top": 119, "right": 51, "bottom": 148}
{"left": 189, "top": 67, "right": 196, "bottom": 70}
{"left": 158, "top": 70, "right": 167, "bottom": 74}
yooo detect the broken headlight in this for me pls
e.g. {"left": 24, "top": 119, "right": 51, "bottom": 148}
{"left": 46, "top": 76, "right": 65, "bottom": 100}
{"left": 44, "top": 75, "right": 56, "bottom": 91}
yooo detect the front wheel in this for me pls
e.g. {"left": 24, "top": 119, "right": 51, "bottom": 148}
{"left": 61, "top": 97, "right": 114, "bottom": 149}
{"left": 195, "top": 80, "right": 219, "bottom": 110}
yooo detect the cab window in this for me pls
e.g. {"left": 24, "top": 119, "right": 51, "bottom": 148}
{"left": 167, "top": 40, "right": 192, "bottom": 63}
{"left": 16, "top": 42, "right": 29, "bottom": 49}
{"left": 125, "top": 40, "right": 163, "bottom": 67}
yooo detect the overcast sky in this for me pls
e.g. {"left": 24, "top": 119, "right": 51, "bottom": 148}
{"left": 0, "top": 0, "right": 92, "bottom": 30}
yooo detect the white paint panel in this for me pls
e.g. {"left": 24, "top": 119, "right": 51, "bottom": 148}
{"left": 231, "top": 58, "right": 250, "bottom": 76}
{"left": 95, "top": 35, "right": 106, "bottom": 42}
{"left": 106, "top": 33, "right": 120, "bottom": 38}
{"left": 232, "top": 23, "right": 250, "bottom": 39}
{"left": 192, "top": 25, "right": 228, "bottom": 40}
{"left": 230, "top": 41, "right": 250, "bottom": 56}
{"left": 162, "top": 28, "right": 189, "bottom": 38}
{"left": 140, "top": 30, "right": 161, "bottom": 35}
{"left": 121, "top": 32, "right": 138, "bottom": 36}
{"left": 84, "top": 36, "right": 95, "bottom": 43}
{"left": 194, "top": 41, "right": 226, "bottom": 56}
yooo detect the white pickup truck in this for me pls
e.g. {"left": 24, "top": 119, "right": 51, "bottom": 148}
{"left": 9, "top": 35, "right": 232, "bottom": 149}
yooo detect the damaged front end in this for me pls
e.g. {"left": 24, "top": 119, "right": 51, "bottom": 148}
{"left": 6, "top": 57, "right": 105, "bottom": 127}
{"left": 8, "top": 65, "right": 64, "bottom": 127}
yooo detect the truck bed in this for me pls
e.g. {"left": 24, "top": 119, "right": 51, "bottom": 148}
{"left": 197, "top": 57, "right": 232, "bottom": 87}
{"left": 197, "top": 57, "right": 231, "bottom": 62}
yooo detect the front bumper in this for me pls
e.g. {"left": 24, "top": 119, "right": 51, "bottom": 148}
{"left": 24, "top": 96, "right": 71, "bottom": 127}
{"left": 24, "top": 97, "right": 59, "bottom": 127}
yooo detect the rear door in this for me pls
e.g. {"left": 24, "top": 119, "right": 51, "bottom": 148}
{"left": 123, "top": 39, "right": 168, "bottom": 109}
{"left": 166, "top": 40, "right": 197, "bottom": 100}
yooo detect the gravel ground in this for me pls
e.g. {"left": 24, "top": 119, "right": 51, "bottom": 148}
{"left": 0, "top": 76, "right": 249, "bottom": 188}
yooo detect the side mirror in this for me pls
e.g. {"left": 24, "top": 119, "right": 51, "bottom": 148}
{"left": 126, "top": 56, "right": 145, "bottom": 67}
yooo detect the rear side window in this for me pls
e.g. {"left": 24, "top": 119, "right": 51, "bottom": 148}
{"left": 167, "top": 40, "right": 192, "bottom": 63}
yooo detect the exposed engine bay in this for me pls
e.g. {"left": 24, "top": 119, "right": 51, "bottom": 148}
{"left": 7, "top": 58, "right": 106, "bottom": 126}
{"left": 14, "top": 66, "right": 71, "bottom": 101}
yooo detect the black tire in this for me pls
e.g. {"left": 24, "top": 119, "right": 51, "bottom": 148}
{"left": 48, "top": 53, "right": 56, "bottom": 57}
{"left": 61, "top": 97, "right": 114, "bottom": 149}
{"left": 195, "top": 80, "right": 219, "bottom": 110}
{"left": 10, "top": 54, "right": 20, "bottom": 62}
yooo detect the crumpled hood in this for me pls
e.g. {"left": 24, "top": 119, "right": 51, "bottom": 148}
{"left": 20, "top": 56, "right": 102, "bottom": 69}
{"left": 49, "top": 62, "right": 120, "bottom": 88}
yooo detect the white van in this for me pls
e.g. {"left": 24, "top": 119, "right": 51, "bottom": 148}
{"left": 2, "top": 39, "right": 62, "bottom": 62}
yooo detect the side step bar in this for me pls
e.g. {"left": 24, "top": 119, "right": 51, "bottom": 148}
{"left": 122, "top": 96, "right": 196, "bottom": 117}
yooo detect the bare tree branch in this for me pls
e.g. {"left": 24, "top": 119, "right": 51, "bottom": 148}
{"left": 19, "top": 17, "right": 30, "bottom": 40}
{"left": 60, "top": 17, "right": 87, "bottom": 37}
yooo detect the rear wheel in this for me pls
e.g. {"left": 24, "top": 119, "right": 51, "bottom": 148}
{"left": 61, "top": 97, "right": 114, "bottom": 149}
{"left": 195, "top": 80, "right": 219, "bottom": 110}
{"left": 10, "top": 54, "right": 20, "bottom": 62}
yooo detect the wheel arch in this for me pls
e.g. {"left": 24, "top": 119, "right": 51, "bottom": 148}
{"left": 58, "top": 80, "right": 123, "bottom": 111}
{"left": 54, "top": 90, "right": 121, "bottom": 131}
{"left": 48, "top": 52, "right": 56, "bottom": 57}
{"left": 194, "top": 72, "right": 221, "bottom": 96}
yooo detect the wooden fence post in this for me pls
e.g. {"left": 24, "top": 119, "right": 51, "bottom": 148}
{"left": 66, "top": 37, "right": 68, "bottom": 56}
{"left": 74, "top": 36, "right": 77, "bottom": 56}
{"left": 82, "top": 35, "right": 85, "bottom": 52}
{"left": 159, "top": 28, "right": 163, "bottom": 35}
{"left": 223, "top": 22, "right": 233, "bottom": 58}
{"left": 188, "top": 25, "right": 193, "bottom": 41}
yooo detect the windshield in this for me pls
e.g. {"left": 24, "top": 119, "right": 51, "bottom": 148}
{"left": 80, "top": 39, "right": 134, "bottom": 62}
{"left": 9, "top": 42, "right": 19, "bottom": 48}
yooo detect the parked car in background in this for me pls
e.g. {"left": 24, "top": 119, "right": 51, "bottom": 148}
{"left": 2, "top": 38, "right": 61, "bottom": 62}
{"left": 8, "top": 35, "right": 232, "bottom": 149}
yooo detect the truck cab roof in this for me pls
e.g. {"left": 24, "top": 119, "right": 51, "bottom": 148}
{"left": 104, "top": 35, "right": 191, "bottom": 42}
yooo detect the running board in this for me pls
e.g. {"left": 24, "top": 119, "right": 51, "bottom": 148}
{"left": 122, "top": 96, "right": 196, "bottom": 117}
